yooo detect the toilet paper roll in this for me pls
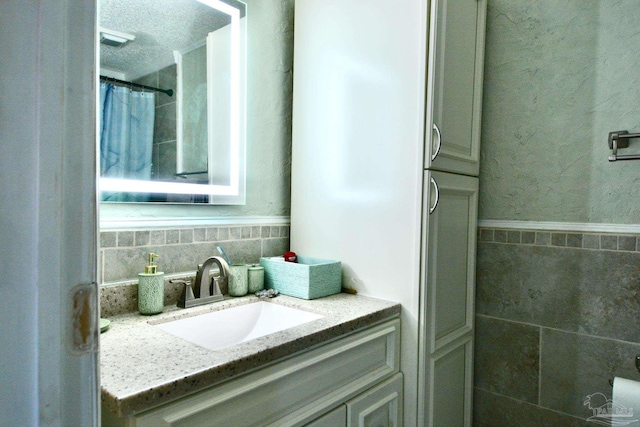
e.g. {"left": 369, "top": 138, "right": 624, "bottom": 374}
{"left": 612, "top": 377, "right": 640, "bottom": 417}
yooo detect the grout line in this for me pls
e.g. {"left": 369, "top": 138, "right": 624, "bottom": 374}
{"left": 475, "top": 386, "right": 598, "bottom": 423}
{"left": 479, "top": 240, "right": 599, "bottom": 251}
{"left": 538, "top": 325, "right": 543, "bottom": 406}
{"left": 475, "top": 313, "right": 640, "bottom": 348}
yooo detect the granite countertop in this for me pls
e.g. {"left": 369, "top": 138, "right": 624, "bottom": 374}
{"left": 100, "top": 293, "right": 400, "bottom": 418}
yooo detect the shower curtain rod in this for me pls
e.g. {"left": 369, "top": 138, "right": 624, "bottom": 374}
{"left": 99, "top": 75, "right": 174, "bottom": 97}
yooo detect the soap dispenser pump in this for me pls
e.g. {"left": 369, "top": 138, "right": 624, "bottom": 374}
{"left": 138, "top": 253, "right": 164, "bottom": 315}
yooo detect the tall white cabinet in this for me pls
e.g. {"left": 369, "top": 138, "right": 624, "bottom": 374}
{"left": 419, "top": 171, "right": 479, "bottom": 426}
{"left": 291, "top": 0, "right": 486, "bottom": 426}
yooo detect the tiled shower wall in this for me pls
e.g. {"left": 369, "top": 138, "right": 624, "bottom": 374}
{"left": 99, "top": 223, "right": 289, "bottom": 316}
{"left": 474, "top": 227, "right": 640, "bottom": 426}
{"left": 134, "top": 64, "right": 178, "bottom": 180}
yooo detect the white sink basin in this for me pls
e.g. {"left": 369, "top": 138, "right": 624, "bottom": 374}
{"left": 154, "top": 302, "right": 324, "bottom": 351}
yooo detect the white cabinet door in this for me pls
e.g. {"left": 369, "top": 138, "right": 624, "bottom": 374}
{"left": 425, "top": 0, "right": 487, "bottom": 176}
{"left": 420, "top": 171, "right": 478, "bottom": 426}
{"left": 305, "top": 405, "right": 347, "bottom": 427}
{"left": 347, "top": 374, "right": 403, "bottom": 427}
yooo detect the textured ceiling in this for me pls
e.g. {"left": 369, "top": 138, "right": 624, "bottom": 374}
{"left": 99, "top": 0, "right": 245, "bottom": 80}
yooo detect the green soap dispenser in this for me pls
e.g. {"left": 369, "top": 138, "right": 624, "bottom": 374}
{"left": 138, "top": 253, "right": 164, "bottom": 315}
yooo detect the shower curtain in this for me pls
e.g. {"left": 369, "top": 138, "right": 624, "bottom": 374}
{"left": 99, "top": 83, "right": 155, "bottom": 201}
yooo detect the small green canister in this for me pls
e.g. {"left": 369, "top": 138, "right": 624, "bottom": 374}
{"left": 228, "top": 264, "right": 249, "bottom": 296}
{"left": 248, "top": 264, "right": 265, "bottom": 293}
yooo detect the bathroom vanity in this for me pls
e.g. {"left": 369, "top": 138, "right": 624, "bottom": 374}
{"left": 101, "top": 294, "right": 401, "bottom": 426}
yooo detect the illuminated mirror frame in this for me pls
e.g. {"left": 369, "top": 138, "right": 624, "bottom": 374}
{"left": 99, "top": 0, "right": 246, "bottom": 204}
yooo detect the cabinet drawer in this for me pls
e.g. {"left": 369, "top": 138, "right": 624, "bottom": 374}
{"left": 347, "top": 373, "right": 403, "bottom": 427}
{"left": 131, "top": 319, "right": 400, "bottom": 427}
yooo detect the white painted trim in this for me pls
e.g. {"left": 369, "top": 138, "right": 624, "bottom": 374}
{"left": 478, "top": 220, "right": 640, "bottom": 234}
{"left": 100, "top": 215, "right": 291, "bottom": 230}
{"left": 174, "top": 48, "right": 184, "bottom": 173}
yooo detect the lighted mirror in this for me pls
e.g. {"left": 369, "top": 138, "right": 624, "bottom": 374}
{"left": 98, "top": 0, "right": 246, "bottom": 204}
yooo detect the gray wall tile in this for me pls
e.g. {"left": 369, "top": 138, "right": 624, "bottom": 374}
{"left": 100, "top": 223, "right": 290, "bottom": 286}
{"left": 261, "top": 237, "right": 290, "bottom": 259}
{"left": 102, "top": 239, "right": 264, "bottom": 283}
{"left": 473, "top": 388, "right": 592, "bottom": 427}
{"left": 535, "top": 232, "right": 550, "bottom": 245}
{"left": 566, "top": 233, "right": 582, "bottom": 248}
{"left": 479, "top": 228, "right": 494, "bottom": 242}
{"left": 475, "top": 316, "right": 540, "bottom": 403}
{"left": 179, "top": 229, "right": 193, "bottom": 244}
{"left": 475, "top": 229, "right": 640, "bottom": 425}
{"left": 507, "top": 230, "right": 521, "bottom": 244}
{"left": 218, "top": 227, "right": 229, "bottom": 241}
{"left": 156, "top": 140, "right": 177, "bottom": 180}
{"left": 103, "top": 247, "right": 150, "bottom": 283}
{"left": 521, "top": 231, "right": 535, "bottom": 245}
{"left": 193, "top": 228, "right": 206, "bottom": 242}
{"left": 582, "top": 234, "right": 599, "bottom": 249}
{"left": 157, "top": 64, "right": 176, "bottom": 107}
{"left": 229, "top": 227, "right": 242, "bottom": 240}
{"left": 619, "top": 235, "right": 636, "bottom": 251}
{"left": 166, "top": 229, "right": 179, "bottom": 244}
{"left": 101, "top": 231, "right": 117, "bottom": 248}
{"left": 540, "top": 328, "right": 640, "bottom": 418}
{"left": 135, "top": 230, "right": 150, "bottom": 246}
{"left": 206, "top": 227, "right": 219, "bottom": 241}
{"left": 149, "top": 230, "right": 165, "bottom": 245}
{"left": 219, "top": 239, "right": 262, "bottom": 265}
{"left": 270, "top": 226, "right": 281, "bottom": 238}
{"left": 551, "top": 233, "right": 566, "bottom": 246}
{"left": 118, "top": 231, "right": 134, "bottom": 247}
{"left": 153, "top": 102, "right": 176, "bottom": 143}
{"left": 476, "top": 242, "right": 640, "bottom": 342}
{"left": 600, "top": 235, "right": 617, "bottom": 250}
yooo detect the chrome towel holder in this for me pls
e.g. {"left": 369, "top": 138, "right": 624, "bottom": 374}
{"left": 608, "top": 130, "right": 640, "bottom": 161}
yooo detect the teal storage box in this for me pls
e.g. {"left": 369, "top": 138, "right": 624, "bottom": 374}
{"left": 259, "top": 256, "right": 342, "bottom": 299}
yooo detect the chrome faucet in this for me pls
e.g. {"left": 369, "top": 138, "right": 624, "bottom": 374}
{"left": 177, "top": 256, "right": 228, "bottom": 308}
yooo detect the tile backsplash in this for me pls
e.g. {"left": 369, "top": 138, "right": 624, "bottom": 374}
{"left": 100, "top": 223, "right": 290, "bottom": 317}
{"left": 478, "top": 227, "right": 640, "bottom": 251}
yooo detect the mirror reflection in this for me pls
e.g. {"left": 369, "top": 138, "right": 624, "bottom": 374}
{"left": 98, "top": 0, "right": 246, "bottom": 204}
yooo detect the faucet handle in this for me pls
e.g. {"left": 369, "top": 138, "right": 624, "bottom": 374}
{"left": 212, "top": 275, "right": 228, "bottom": 296}
{"left": 184, "top": 282, "right": 195, "bottom": 301}
{"left": 174, "top": 280, "right": 196, "bottom": 308}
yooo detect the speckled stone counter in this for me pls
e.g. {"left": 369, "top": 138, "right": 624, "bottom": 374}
{"left": 100, "top": 293, "right": 400, "bottom": 418}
